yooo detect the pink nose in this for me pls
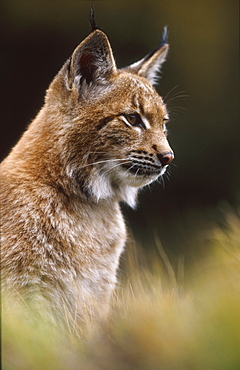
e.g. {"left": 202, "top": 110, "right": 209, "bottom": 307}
{"left": 158, "top": 152, "right": 174, "bottom": 166}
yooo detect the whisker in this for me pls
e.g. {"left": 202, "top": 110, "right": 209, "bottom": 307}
{"left": 120, "top": 163, "right": 139, "bottom": 178}
{"left": 163, "top": 85, "right": 181, "bottom": 102}
{"left": 169, "top": 106, "right": 187, "bottom": 111}
{"left": 80, "top": 158, "right": 127, "bottom": 170}
{"left": 127, "top": 163, "right": 138, "bottom": 174}
{"left": 163, "top": 86, "right": 189, "bottom": 120}
{"left": 164, "top": 172, "right": 171, "bottom": 182}
{"left": 134, "top": 168, "right": 140, "bottom": 180}
{"left": 101, "top": 160, "right": 132, "bottom": 176}
{"left": 163, "top": 85, "right": 188, "bottom": 104}
{"left": 158, "top": 174, "right": 165, "bottom": 189}
{"left": 169, "top": 107, "right": 187, "bottom": 117}
{"left": 166, "top": 95, "right": 189, "bottom": 105}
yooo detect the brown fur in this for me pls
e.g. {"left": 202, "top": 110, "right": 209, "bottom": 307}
{"left": 1, "top": 27, "right": 174, "bottom": 325}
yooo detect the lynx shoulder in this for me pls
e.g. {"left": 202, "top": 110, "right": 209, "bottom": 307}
{"left": 0, "top": 21, "right": 174, "bottom": 325}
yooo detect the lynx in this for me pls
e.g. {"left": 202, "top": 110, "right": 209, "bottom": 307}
{"left": 1, "top": 16, "right": 174, "bottom": 326}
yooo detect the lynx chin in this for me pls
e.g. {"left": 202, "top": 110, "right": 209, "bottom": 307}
{"left": 1, "top": 17, "right": 174, "bottom": 327}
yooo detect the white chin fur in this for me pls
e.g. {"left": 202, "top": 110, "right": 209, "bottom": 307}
{"left": 87, "top": 164, "right": 163, "bottom": 208}
{"left": 87, "top": 167, "right": 138, "bottom": 208}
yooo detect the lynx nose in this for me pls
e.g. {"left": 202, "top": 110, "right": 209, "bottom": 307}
{"left": 158, "top": 152, "right": 174, "bottom": 166}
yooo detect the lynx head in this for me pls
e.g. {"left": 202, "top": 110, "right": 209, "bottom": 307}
{"left": 46, "top": 20, "right": 174, "bottom": 208}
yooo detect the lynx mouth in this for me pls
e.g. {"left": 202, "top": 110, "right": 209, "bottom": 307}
{"left": 122, "top": 162, "right": 162, "bottom": 177}
{"left": 121, "top": 151, "right": 166, "bottom": 177}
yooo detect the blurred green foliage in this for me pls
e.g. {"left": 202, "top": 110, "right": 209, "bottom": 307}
{"left": 2, "top": 210, "right": 240, "bottom": 369}
{"left": 1, "top": 0, "right": 239, "bottom": 254}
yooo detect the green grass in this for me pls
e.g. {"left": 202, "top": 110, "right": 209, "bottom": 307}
{"left": 2, "top": 209, "right": 240, "bottom": 370}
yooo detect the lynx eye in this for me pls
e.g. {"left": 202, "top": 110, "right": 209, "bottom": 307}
{"left": 123, "top": 113, "right": 145, "bottom": 129}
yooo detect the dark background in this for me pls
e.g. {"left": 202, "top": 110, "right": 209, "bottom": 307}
{"left": 2, "top": 0, "right": 239, "bottom": 260}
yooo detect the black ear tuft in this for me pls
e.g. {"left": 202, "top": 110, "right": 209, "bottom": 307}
{"left": 140, "top": 27, "right": 168, "bottom": 63}
{"left": 89, "top": 6, "right": 98, "bottom": 32}
{"left": 123, "top": 26, "right": 169, "bottom": 85}
{"left": 159, "top": 26, "right": 168, "bottom": 48}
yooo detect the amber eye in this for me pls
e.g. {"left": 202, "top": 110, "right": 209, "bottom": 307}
{"left": 123, "top": 113, "right": 145, "bottom": 129}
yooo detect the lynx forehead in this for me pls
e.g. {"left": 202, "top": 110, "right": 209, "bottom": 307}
{"left": 110, "top": 73, "right": 168, "bottom": 116}
{"left": 1, "top": 17, "right": 175, "bottom": 329}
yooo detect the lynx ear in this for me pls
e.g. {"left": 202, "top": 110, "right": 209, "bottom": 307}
{"left": 68, "top": 29, "right": 116, "bottom": 93}
{"left": 125, "top": 27, "right": 169, "bottom": 85}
